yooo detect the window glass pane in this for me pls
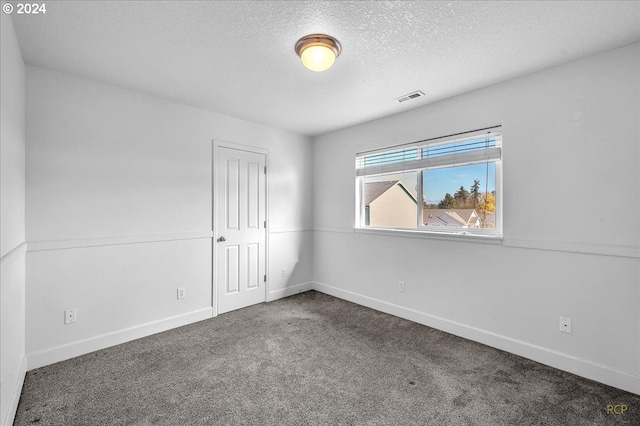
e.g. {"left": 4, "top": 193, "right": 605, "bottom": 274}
{"left": 423, "top": 162, "right": 496, "bottom": 229}
{"left": 363, "top": 172, "right": 418, "bottom": 229}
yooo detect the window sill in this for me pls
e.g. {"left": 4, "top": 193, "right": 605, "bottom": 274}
{"left": 354, "top": 227, "right": 503, "bottom": 244}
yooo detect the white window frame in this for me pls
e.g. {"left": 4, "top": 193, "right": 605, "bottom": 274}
{"left": 355, "top": 126, "right": 502, "bottom": 240}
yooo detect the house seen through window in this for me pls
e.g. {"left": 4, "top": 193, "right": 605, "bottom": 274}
{"left": 356, "top": 126, "right": 502, "bottom": 237}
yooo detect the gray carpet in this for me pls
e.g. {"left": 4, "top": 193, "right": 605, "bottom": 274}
{"left": 14, "top": 291, "right": 640, "bottom": 425}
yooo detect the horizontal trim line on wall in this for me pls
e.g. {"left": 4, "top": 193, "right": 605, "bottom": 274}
{"left": 23, "top": 228, "right": 638, "bottom": 258}
{"left": 0, "top": 241, "right": 27, "bottom": 263}
{"left": 27, "top": 307, "right": 213, "bottom": 371}
{"left": 314, "top": 227, "right": 639, "bottom": 258}
{"left": 314, "top": 226, "right": 355, "bottom": 234}
{"left": 502, "top": 238, "right": 639, "bottom": 259}
{"left": 27, "top": 231, "right": 215, "bottom": 252}
{"left": 269, "top": 228, "right": 313, "bottom": 234}
{"left": 311, "top": 281, "right": 639, "bottom": 395}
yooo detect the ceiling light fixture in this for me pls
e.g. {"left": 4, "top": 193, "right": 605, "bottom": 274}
{"left": 295, "top": 34, "right": 341, "bottom": 72}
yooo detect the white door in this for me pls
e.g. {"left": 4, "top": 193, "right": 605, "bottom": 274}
{"left": 216, "top": 146, "right": 267, "bottom": 314}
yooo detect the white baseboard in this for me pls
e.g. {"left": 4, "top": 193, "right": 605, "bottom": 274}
{"left": 27, "top": 308, "right": 213, "bottom": 370}
{"left": 3, "top": 355, "right": 27, "bottom": 426}
{"left": 269, "top": 282, "right": 314, "bottom": 301}
{"left": 312, "top": 281, "right": 640, "bottom": 395}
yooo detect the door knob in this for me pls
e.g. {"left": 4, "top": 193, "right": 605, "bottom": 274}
{"left": 217, "top": 236, "right": 226, "bottom": 242}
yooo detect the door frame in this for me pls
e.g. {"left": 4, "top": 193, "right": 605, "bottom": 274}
{"left": 212, "top": 140, "right": 269, "bottom": 317}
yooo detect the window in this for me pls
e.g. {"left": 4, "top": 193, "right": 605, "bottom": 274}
{"left": 356, "top": 126, "right": 502, "bottom": 237}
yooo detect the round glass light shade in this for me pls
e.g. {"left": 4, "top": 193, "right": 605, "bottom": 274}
{"left": 300, "top": 44, "right": 336, "bottom": 72}
{"left": 295, "top": 34, "right": 341, "bottom": 72}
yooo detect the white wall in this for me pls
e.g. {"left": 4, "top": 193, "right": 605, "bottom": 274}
{"left": 0, "top": 12, "right": 27, "bottom": 426}
{"left": 25, "top": 66, "right": 313, "bottom": 368}
{"left": 312, "top": 43, "right": 640, "bottom": 394}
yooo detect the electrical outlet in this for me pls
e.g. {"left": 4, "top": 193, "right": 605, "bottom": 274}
{"left": 559, "top": 317, "right": 572, "bottom": 333}
{"left": 64, "top": 309, "right": 77, "bottom": 324}
{"left": 177, "top": 287, "right": 186, "bottom": 299}
{"left": 399, "top": 281, "right": 405, "bottom": 293}
{"left": 281, "top": 268, "right": 286, "bottom": 277}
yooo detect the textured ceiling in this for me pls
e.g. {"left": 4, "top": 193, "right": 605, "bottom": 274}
{"left": 9, "top": 1, "right": 640, "bottom": 136}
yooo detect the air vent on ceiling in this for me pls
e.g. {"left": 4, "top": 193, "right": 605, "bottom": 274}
{"left": 395, "top": 91, "right": 425, "bottom": 103}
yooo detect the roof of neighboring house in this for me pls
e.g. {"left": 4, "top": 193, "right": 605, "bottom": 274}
{"left": 424, "top": 215, "right": 449, "bottom": 226}
{"left": 364, "top": 181, "right": 397, "bottom": 206}
{"left": 423, "top": 208, "right": 478, "bottom": 226}
{"left": 364, "top": 181, "right": 417, "bottom": 206}
{"left": 425, "top": 211, "right": 467, "bottom": 227}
